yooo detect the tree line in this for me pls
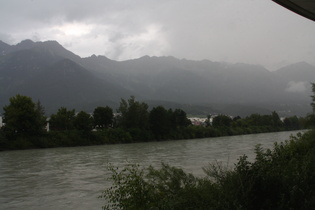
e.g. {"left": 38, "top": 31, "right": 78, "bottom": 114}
{"left": 0, "top": 94, "right": 310, "bottom": 150}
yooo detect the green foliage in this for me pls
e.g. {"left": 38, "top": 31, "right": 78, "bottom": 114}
{"left": 102, "top": 128, "right": 133, "bottom": 143}
{"left": 102, "top": 164, "right": 154, "bottom": 210}
{"left": 49, "top": 107, "right": 75, "bottom": 131}
{"left": 102, "top": 130, "right": 315, "bottom": 209}
{"left": 117, "top": 96, "right": 149, "bottom": 129}
{"left": 305, "top": 113, "right": 315, "bottom": 128}
{"left": 246, "top": 113, "right": 272, "bottom": 127}
{"left": 35, "top": 100, "right": 47, "bottom": 129}
{"left": 171, "top": 109, "right": 192, "bottom": 128}
{"left": 0, "top": 95, "right": 307, "bottom": 150}
{"left": 306, "top": 83, "right": 315, "bottom": 126}
{"left": 283, "top": 115, "right": 300, "bottom": 130}
{"left": 149, "top": 106, "right": 171, "bottom": 139}
{"left": 216, "top": 131, "right": 315, "bottom": 209}
{"left": 271, "top": 111, "right": 282, "bottom": 127}
{"left": 212, "top": 115, "right": 232, "bottom": 127}
{"left": 93, "top": 106, "right": 113, "bottom": 129}
{"left": 204, "top": 114, "right": 211, "bottom": 127}
{"left": 2, "top": 94, "right": 46, "bottom": 137}
{"left": 311, "top": 83, "right": 315, "bottom": 113}
{"left": 101, "top": 163, "right": 217, "bottom": 210}
{"left": 0, "top": 129, "right": 9, "bottom": 150}
{"left": 74, "top": 111, "right": 93, "bottom": 131}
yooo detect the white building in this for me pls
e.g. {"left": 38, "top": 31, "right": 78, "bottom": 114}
{"left": 188, "top": 117, "right": 208, "bottom": 126}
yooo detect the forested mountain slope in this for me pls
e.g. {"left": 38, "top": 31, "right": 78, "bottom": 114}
{"left": 1, "top": 40, "right": 314, "bottom": 116}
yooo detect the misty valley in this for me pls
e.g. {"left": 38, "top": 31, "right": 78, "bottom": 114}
{"left": 0, "top": 39, "right": 314, "bottom": 117}
{"left": 1, "top": 39, "right": 315, "bottom": 210}
{"left": 1, "top": 0, "right": 315, "bottom": 209}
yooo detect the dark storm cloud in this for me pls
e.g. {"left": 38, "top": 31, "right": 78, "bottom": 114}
{"left": 1, "top": 0, "right": 315, "bottom": 69}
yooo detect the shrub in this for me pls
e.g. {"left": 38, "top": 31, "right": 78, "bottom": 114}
{"left": 101, "top": 163, "right": 220, "bottom": 210}
{"left": 102, "top": 130, "right": 315, "bottom": 209}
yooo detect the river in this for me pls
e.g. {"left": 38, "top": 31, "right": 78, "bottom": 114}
{"left": 0, "top": 130, "right": 304, "bottom": 210}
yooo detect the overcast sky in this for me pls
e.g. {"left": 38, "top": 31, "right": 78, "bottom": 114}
{"left": 1, "top": 0, "right": 314, "bottom": 70}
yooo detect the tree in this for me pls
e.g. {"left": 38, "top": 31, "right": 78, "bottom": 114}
{"left": 2, "top": 94, "right": 46, "bottom": 136}
{"left": 271, "top": 111, "right": 282, "bottom": 128}
{"left": 283, "top": 116, "right": 300, "bottom": 130}
{"left": 205, "top": 114, "right": 212, "bottom": 127}
{"left": 306, "top": 83, "right": 315, "bottom": 127}
{"left": 74, "top": 111, "right": 93, "bottom": 131}
{"left": 170, "top": 109, "right": 191, "bottom": 128}
{"left": 117, "top": 96, "right": 149, "bottom": 129}
{"left": 212, "top": 115, "right": 232, "bottom": 127}
{"left": 311, "top": 83, "right": 315, "bottom": 113}
{"left": 93, "top": 106, "right": 113, "bottom": 129}
{"left": 49, "top": 107, "right": 75, "bottom": 131}
{"left": 35, "top": 100, "right": 47, "bottom": 127}
{"left": 246, "top": 114, "right": 263, "bottom": 127}
{"left": 149, "top": 106, "right": 171, "bottom": 138}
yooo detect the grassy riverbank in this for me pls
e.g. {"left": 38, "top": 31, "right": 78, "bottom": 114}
{"left": 101, "top": 129, "right": 315, "bottom": 209}
{"left": 0, "top": 124, "right": 303, "bottom": 151}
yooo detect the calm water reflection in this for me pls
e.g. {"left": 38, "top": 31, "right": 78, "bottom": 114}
{"left": 0, "top": 130, "right": 304, "bottom": 210}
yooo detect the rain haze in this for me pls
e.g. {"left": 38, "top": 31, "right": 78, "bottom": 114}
{"left": 1, "top": 0, "right": 315, "bottom": 70}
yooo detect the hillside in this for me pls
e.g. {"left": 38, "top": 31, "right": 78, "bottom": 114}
{"left": 0, "top": 40, "right": 314, "bottom": 116}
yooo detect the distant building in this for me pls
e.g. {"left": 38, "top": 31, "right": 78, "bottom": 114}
{"left": 0, "top": 116, "right": 3, "bottom": 128}
{"left": 188, "top": 117, "right": 207, "bottom": 126}
{"left": 46, "top": 117, "right": 50, "bottom": 132}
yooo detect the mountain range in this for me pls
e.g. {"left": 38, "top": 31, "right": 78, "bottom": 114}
{"left": 1, "top": 39, "right": 314, "bottom": 117}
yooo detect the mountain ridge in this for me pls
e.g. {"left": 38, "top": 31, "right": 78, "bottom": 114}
{"left": 1, "top": 39, "right": 314, "bottom": 116}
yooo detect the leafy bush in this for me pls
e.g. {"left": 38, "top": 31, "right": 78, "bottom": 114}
{"left": 101, "top": 163, "right": 220, "bottom": 210}
{"left": 102, "top": 130, "right": 315, "bottom": 209}
{"left": 103, "top": 128, "right": 133, "bottom": 144}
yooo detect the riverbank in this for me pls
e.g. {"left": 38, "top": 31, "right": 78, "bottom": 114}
{"left": 0, "top": 124, "right": 304, "bottom": 151}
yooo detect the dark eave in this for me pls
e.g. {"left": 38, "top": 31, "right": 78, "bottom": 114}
{"left": 272, "top": 0, "right": 315, "bottom": 21}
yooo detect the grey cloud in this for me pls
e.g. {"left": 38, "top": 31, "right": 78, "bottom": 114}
{"left": 0, "top": 33, "right": 14, "bottom": 44}
{"left": 108, "top": 32, "right": 126, "bottom": 43}
{"left": 1, "top": 0, "right": 315, "bottom": 68}
{"left": 285, "top": 81, "right": 308, "bottom": 93}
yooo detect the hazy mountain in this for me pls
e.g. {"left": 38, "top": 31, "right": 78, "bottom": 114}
{"left": 1, "top": 39, "right": 314, "bottom": 116}
{"left": 0, "top": 41, "right": 11, "bottom": 54}
{"left": 1, "top": 39, "right": 83, "bottom": 68}
{"left": 275, "top": 62, "right": 315, "bottom": 82}
{"left": 0, "top": 41, "right": 131, "bottom": 113}
{"left": 17, "top": 59, "right": 131, "bottom": 113}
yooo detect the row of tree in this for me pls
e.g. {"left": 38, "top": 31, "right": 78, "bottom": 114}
{"left": 0, "top": 95, "right": 192, "bottom": 147}
{"left": 48, "top": 96, "right": 191, "bottom": 133}
{"left": 0, "top": 94, "right": 310, "bottom": 150}
{"left": 210, "top": 112, "right": 303, "bottom": 131}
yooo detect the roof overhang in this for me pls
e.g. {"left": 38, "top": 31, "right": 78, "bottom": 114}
{"left": 272, "top": 0, "right": 315, "bottom": 21}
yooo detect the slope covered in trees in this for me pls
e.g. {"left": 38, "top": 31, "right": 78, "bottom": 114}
{"left": 1, "top": 40, "right": 314, "bottom": 116}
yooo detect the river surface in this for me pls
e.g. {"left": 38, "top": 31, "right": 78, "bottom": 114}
{"left": 0, "top": 130, "right": 304, "bottom": 210}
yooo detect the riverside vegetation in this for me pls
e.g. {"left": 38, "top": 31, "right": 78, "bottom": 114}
{"left": 0, "top": 94, "right": 310, "bottom": 150}
{"left": 100, "top": 85, "right": 315, "bottom": 209}
{"left": 1, "top": 90, "right": 315, "bottom": 209}
{"left": 101, "top": 130, "right": 315, "bottom": 209}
